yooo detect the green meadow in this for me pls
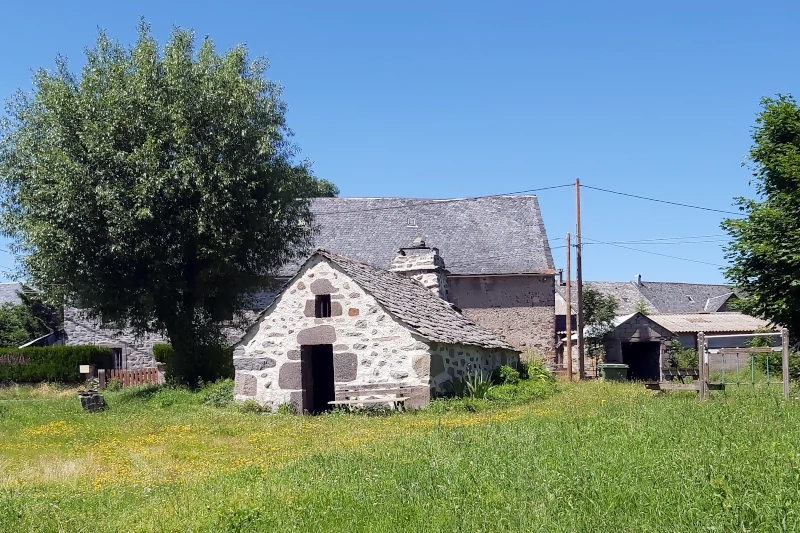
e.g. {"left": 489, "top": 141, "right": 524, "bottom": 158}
{"left": 1, "top": 380, "right": 799, "bottom": 532}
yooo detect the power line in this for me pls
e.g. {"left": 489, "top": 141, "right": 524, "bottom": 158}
{"left": 312, "top": 184, "right": 575, "bottom": 216}
{"left": 581, "top": 237, "right": 726, "bottom": 267}
{"left": 581, "top": 185, "right": 744, "bottom": 217}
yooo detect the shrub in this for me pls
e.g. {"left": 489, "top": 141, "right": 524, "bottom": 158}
{"left": 494, "top": 365, "right": 520, "bottom": 385}
{"left": 449, "top": 367, "right": 496, "bottom": 399}
{"left": 154, "top": 343, "right": 234, "bottom": 386}
{"left": 201, "top": 379, "right": 234, "bottom": 408}
{"left": 486, "top": 379, "right": 557, "bottom": 405}
{"left": 238, "top": 399, "right": 270, "bottom": 414}
{"left": 525, "top": 360, "right": 555, "bottom": 383}
{"left": 753, "top": 352, "right": 800, "bottom": 382}
{"left": 666, "top": 339, "right": 698, "bottom": 369}
{"left": 0, "top": 345, "right": 114, "bottom": 383}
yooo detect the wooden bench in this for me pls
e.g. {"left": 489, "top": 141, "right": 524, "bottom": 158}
{"left": 328, "top": 383, "right": 415, "bottom": 411}
{"left": 662, "top": 367, "right": 700, "bottom": 384}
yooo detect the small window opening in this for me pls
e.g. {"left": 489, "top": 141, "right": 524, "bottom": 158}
{"left": 315, "top": 294, "right": 331, "bottom": 318}
{"left": 406, "top": 217, "right": 417, "bottom": 228}
{"left": 686, "top": 295, "right": 694, "bottom": 302}
{"left": 112, "top": 348, "right": 123, "bottom": 369}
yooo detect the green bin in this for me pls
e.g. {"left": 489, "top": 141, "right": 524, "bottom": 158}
{"left": 599, "top": 363, "right": 629, "bottom": 382}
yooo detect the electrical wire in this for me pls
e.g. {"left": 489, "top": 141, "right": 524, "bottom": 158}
{"left": 580, "top": 237, "right": 726, "bottom": 267}
{"left": 580, "top": 184, "right": 744, "bottom": 217}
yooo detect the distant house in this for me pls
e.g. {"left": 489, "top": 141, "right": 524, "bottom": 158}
{"left": 233, "top": 248, "right": 518, "bottom": 412}
{"left": 556, "top": 275, "right": 739, "bottom": 319}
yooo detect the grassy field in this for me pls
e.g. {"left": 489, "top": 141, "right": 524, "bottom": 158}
{"left": 1, "top": 380, "right": 799, "bottom": 532}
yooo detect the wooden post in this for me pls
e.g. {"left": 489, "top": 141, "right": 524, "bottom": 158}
{"left": 98, "top": 369, "right": 106, "bottom": 390}
{"left": 565, "top": 232, "right": 573, "bottom": 381}
{"left": 782, "top": 328, "right": 790, "bottom": 399}
{"left": 575, "top": 179, "right": 585, "bottom": 379}
{"left": 698, "top": 332, "right": 707, "bottom": 400}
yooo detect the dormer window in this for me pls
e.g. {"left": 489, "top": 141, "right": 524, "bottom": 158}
{"left": 315, "top": 294, "right": 331, "bottom": 318}
{"left": 406, "top": 217, "right": 418, "bottom": 228}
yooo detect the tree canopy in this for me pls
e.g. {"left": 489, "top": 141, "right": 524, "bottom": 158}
{"left": 722, "top": 95, "right": 800, "bottom": 333}
{"left": 0, "top": 23, "right": 334, "bottom": 384}
{"left": 582, "top": 287, "right": 619, "bottom": 362}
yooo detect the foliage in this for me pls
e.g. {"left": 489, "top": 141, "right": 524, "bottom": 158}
{"left": 525, "top": 359, "right": 556, "bottom": 383}
{"left": 449, "top": 366, "right": 496, "bottom": 399}
{"left": 275, "top": 402, "right": 297, "bottom": 415}
{"left": 722, "top": 95, "right": 800, "bottom": 334}
{"left": 493, "top": 365, "right": 520, "bottom": 385}
{"left": 0, "top": 285, "right": 61, "bottom": 348}
{"left": 0, "top": 22, "right": 335, "bottom": 386}
{"left": 238, "top": 399, "right": 271, "bottom": 414}
{"left": 666, "top": 339, "right": 698, "bottom": 369}
{"left": 200, "top": 379, "right": 234, "bottom": 408}
{"left": 153, "top": 343, "right": 233, "bottom": 386}
{"left": 0, "top": 345, "right": 113, "bottom": 382}
{"left": 634, "top": 300, "right": 649, "bottom": 314}
{"left": 582, "top": 287, "right": 620, "bottom": 362}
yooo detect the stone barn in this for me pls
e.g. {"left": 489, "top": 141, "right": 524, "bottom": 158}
{"left": 602, "top": 313, "right": 674, "bottom": 382}
{"left": 233, "top": 249, "right": 518, "bottom": 412}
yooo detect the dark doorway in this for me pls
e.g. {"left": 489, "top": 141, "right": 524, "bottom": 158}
{"left": 621, "top": 342, "right": 660, "bottom": 382}
{"left": 300, "top": 344, "right": 335, "bottom": 414}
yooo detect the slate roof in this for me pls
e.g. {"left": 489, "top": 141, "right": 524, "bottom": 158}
{"left": 242, "top": 250, "right": 515, "bottom": 351}
{"left": 277, "top": 196, "right": 555, "bottom": 277}
{"left": 647, "top": 313, "right": 773, "bottom": 333}
{"left": 0, "top": 283, "right": 23, "bottom": 305}
{"left": 556, "top": 280, "right": 737, "bottom": 315}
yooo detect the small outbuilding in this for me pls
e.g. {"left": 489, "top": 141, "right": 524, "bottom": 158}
{"left": 602, "top": 313, "right": 674, "bottom": 381}
{"left": 233, "top": 248, "right": 518, "bottom": 413}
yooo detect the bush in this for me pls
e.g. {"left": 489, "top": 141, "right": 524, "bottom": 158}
{"left": 753, "top": 352, "right": 800, "bottom": 382}
{"left": 666, "top": 339, "right": 698, "bottom": 369}
{"left": 154, "top": 343, "right": 234, "bottom": 386}
{"left": 486, "top": 379, "right": 557, "bottom": 405}
{"left": 201, "top": 379, "right": 234, "bottom": 408}
{"left": 0, "top": 345, "right": 114, "bottom": 383}
{"left": 525, "top": 360, "right": 555, "bottom": 383}
{"left": 238, "top": 399, "right": 271, "bottom": 414}
{"left": 494, "top": 365, "right": 520, "bottom": 385}
{"left": 449, "top": 368, "right": 495, "bottom": 399}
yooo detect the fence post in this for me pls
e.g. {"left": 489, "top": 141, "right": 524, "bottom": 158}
{"left": 782, "top": 328, "right": 790, "bottom": 399}
{"left": 98, "top": 369, "right": 106, "bottom": 390}
{"left": 698, "top": 332, "right": 707, "bottom": 400}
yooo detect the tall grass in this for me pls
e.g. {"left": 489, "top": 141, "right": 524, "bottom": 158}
{"left": 1, "top": 381, "right": 799, "bottom": 532}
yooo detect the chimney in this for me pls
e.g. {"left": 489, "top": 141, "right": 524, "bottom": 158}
{"left": 635, "top": 274, "right": 642, "bottom": 287}
{"left": 391, "top": 237, "right": 449, "bottom": 300}
{"left": 557, "top": 269, "right": 564, "bottom": 286}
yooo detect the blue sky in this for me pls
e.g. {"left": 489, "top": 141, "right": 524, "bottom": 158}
{"left": 1, "top": 1, "right": 798, "bottom": 284}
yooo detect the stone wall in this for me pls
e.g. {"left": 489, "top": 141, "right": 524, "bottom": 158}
{"left": 234, "top": 256, "right": 434, "bottom": 411}
{"left": 429, "top": 342, "right": 519, "bottom": 394}
{"left": 448, "top": 275, "right": 555, "bottom": 355}
{"left": 62, "top": 308, "right": 162, "bottom": 369}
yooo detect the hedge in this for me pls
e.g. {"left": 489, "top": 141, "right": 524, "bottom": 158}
{"left": 153, "top": 343, "right": 234, "bottom": 384}
{"left": 0, "top": 346, "right": 114, "bottom": 383}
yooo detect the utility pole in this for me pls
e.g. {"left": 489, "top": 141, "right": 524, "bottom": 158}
{"left": 565, "top": 232, "right": 573, "bottom": 381}
{"left": 575, "top": 179, "right": 585, "bottom": 379}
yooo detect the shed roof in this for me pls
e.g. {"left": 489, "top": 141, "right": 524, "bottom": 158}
{"left": 244, "top": 250, "right": 515, "bottom": 351}
{"left": 647, "top": 313, "right": 773, "bottom": 333}
{"left": 277, "top": 196, "right": 555, "bottom": 276}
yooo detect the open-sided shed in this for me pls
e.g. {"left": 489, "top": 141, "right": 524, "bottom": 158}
{"left": 603, "top": 313, "right": 674, "bottom": 381}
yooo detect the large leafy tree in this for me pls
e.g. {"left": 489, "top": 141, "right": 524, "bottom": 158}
{"left": 0, "top": 23, "right": 331, "bottom": 384}
{"left": 722, "top": 95, "right": 800, "bottom": 332}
